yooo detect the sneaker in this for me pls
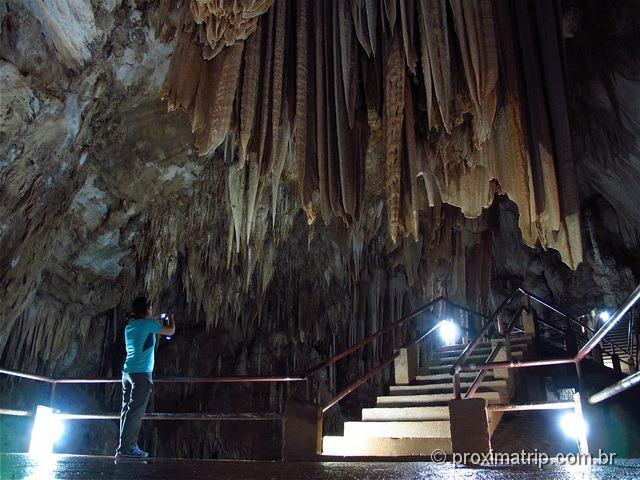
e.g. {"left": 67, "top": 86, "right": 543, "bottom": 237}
{"left": 115, "top": 447, "right": 149, "bottom": 458}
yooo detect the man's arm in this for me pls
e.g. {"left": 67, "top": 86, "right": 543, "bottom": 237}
{"left": 158, "top": 315, "right": 175, "bottom": 336}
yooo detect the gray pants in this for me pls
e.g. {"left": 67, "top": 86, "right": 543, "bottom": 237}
{"left": 117, "top": 372, "right": 153, "bottom": 453}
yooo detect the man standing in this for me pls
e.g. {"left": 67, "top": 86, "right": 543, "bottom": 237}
{"left": 115, "top": 296, "right": 175, "bottom": 458}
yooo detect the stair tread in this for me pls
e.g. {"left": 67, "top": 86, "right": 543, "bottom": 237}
{"left": 377, "top": 391, "right": 501, "bottom": 407}
{"left": 414, "top": 372, "right": 494, "bottom": 383}
{"left": 361, "top": 406, "right": 449, "bottom": 421}
{"left": 438, "top": 337, "right": 530, "bottom": 353}
{"left": 344, "top": 420, "right": 451, "bottom": 438}
{"left": 435, "top": 348, "right": 526, "bottom": 359}
{"left": 322, "top": 436, "right": 452, "bottom": 457}
{"left": 389, "top": 380, "right": 506, "bottom": 395}
{"left": 431, "top": 351, "right": 524, "bottom": 365}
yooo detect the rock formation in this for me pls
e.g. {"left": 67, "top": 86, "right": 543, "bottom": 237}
{"left": 0, "top": 0, "right": 639, "bottom": 459}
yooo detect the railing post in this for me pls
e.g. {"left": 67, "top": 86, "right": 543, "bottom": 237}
{"left": 394, "top": 344, "right": 417, "bottom": 385}
{"left": 282, "top": 401, "right": 323, "bottom": 460}
{"left": 49, "top": 382, "right": 57, "bottom": 408}
{"left": 497, "top": 312, "right": 505, "bottom": 336}
{"left": 611, "top": 353, "right": 622, "bottom": 374}
{"left": 521, "top": 306, "right": 537, "bottom": 339}
{"left": 453, "top": 370, "right": 462, "bottom": 400}
{"left": 565, "top": 328, "right": 578, "bottom": 356}
{"left": 573, "top": 361, "right": 592, "bottom": 454}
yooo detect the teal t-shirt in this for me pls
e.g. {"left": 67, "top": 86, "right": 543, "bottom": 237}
{"left": 122, "top": 318, "right": 161, "bottom": 373}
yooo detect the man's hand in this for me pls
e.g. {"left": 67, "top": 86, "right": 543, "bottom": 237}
{"left": 158, "top": 314, "right": 176, "bottom": 336}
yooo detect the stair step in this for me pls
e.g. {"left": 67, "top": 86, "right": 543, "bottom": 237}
{"left": 414, "top": 371, "right": 492, "bottom": 383}
{"left": 344, "top": 420, "right": 450, "bottom": 438}
{"left": 417, "top": 352, "right": 524, "bottom": 375}
{"left": 436, "top": 345, "right": 527, "bottom": 360}
{"left": 430, "top": 350, "right": 524, "bottom": 365}
{"left": 389, "top": 379, "right": 507, "bottom": 395}
{"left": 361, "top": 406, "right": 449, "bottom": 422}
{"left": 438, "top": 337, "right": 530, "bottom": 353}
{"left": 322, "top": 436, "right": 452, "bottom": 457}
{"left": 376, "top": 391, "right": 501, "bottom": 407}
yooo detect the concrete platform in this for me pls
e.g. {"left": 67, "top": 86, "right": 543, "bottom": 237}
{"left": 1, "top": 453, "right": 636, "bottom": 479}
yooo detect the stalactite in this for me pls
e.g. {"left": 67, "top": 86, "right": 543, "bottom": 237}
{"left": 239, "top": 19, "right": 262, "bottom": 167}
{"left": 265, "top": 0, "right": 287, "bottom": 176}
{"left": 190, "top": 0, "right": 274, "bottom": 58}
{"left": 294, "top": 0, "right": 308, "bottom": 205}
{"left": 399, "top": 0, "right": 418, "bottom": 74}
{"left": 383, "top": 29, "right": 405, "bottom": 243}
{"left": 418, "top": 0, "right": 453, "bottom": 132}
{"left": 449, "top": 0, "right": 499, "bottom": 149}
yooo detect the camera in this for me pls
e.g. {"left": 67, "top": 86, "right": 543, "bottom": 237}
{"left": 160, "top": 313, "right": 172, "bottom": 340}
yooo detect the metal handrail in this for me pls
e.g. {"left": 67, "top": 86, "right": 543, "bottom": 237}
{"left": 451, "top": 283, "right": 640, "bottom": 405}
{"left": 322, "top": 352, "right": 399, "bottom": 413}
{"left": 589, "top": 370, "right": 640, "bottom": 404}
{"left": 304, "top": 296, "right": 446, "bottom": 376}
{"left": 0, "top": 409, "right": 282, "bottom": 421}
{"left": 465, "top": 341, "right": 504, "bottom": 399}
{"left": 1, "top": 295, "right": 487, "bottom": 428}
{"left": 319, "top": 299, "right": 487, "bottom": 412}
{"left": 577, "top": 284, "right": 640, "bottom": 361}
{"left": 522, "top": 288, "right": 633, "bottom": 358}
{"left": 450, "top": 291, "right": 520, "bottom": 398}
{"left": 0, "top": 368, "right": 305, "bottom": 385}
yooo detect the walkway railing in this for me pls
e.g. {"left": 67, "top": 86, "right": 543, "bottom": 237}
{"left": 0, "top": 296, "right": 486, "bottom": 428}
{"left": 311, "top": 297, "right": 487, "bottom": 413}
{"left": 452, "top": 283, "right": 640, "bottom": 409}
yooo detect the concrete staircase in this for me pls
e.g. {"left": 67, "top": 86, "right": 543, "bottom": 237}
{"left": 322, "top": 337, "right": 531, "bottom": 457}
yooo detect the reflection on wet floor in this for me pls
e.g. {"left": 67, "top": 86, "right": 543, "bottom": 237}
{"left": 1, "top": 454, "right": 638, "bottom": 480}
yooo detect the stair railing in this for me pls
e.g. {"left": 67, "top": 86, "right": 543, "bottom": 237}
{"left": 310, "top": 297, "right": 488, "bottom": 413}
{"left": 452, "top": 283, "right": 640, "bottom": 409}
{"left": 457, "top": 304, "right": 526, "bottom": 399}
{"left": 524, "top": 289, "right": 635, "bottom": 368}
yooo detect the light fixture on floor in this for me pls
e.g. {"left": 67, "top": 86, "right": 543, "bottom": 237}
{"left": 599, "top": 310, "right": 611, "bottom": 322}
{"left": 560, "top": 408, "right": 589, "bottom": 454}
{"left": 560, "top": 411, "right": 586, "bottom": 439}
{"left": 438, "top": 319, "right": 458, "bottom": 345}
{"left": 29, "top": 405, "right": 64, "bottom": 456}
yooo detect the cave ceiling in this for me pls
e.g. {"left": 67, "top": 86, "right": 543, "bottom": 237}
{"left": 0, "top": 0, "right": 639, "bottom": 376}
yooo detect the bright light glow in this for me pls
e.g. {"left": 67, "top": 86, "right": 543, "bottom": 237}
{"left": 560, "top": 412, "right": 587, "bottom": 439}
{"left": 599, "top": 311, "right": 611, "bottom": 322}
{"left": 439, "top": 319, "right": 459, "bottom": 345}
{"left": 29, "top": 405, "right": 64, "bottom": 456}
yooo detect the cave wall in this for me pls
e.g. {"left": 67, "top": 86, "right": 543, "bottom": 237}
{"left": 0, "top": 0, "right": 639, "bottom": 459}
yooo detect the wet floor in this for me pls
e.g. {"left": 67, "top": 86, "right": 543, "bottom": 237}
{"left": 1, "top": 454, "right": 638, "bottom": 480}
